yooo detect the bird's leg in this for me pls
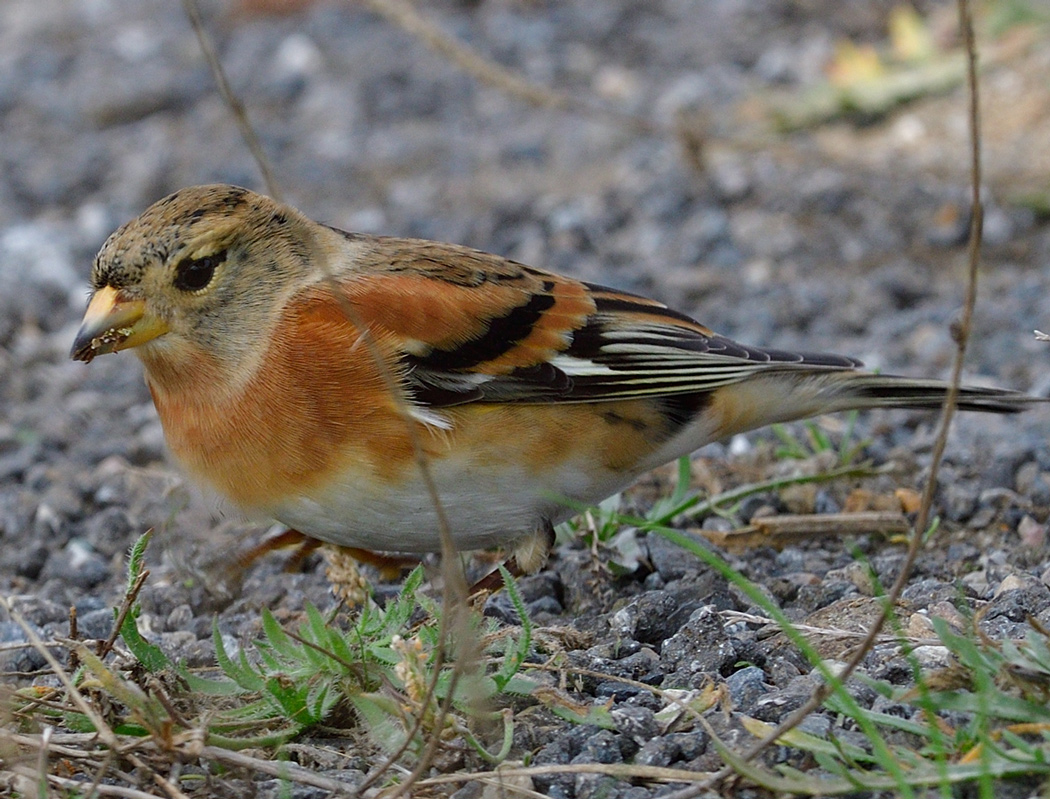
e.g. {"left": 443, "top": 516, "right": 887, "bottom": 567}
{"left": 470, "top": 521, "right": 556, "bottom": 594}
{"left": 237, "top": 528, "right": 420, "bottom": 579}
{"left": 236, "top": 528, "right": 319, "bottom": 571}
{"left": 338, "top": 546, "right": 422, "bottom": 580}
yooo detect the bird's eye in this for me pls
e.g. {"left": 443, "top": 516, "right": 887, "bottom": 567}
{"left": 173, "top": 251, "right": 225, "bottom": 292}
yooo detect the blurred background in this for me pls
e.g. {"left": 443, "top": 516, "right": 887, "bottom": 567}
{"left": 1, "top": 0, "right": 1049, "bottom": 601}
{"left": 5, "top": 5, "right": 1050, "bottom": 792}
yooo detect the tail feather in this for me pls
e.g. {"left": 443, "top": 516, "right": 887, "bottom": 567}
{"left": 825, "top": 373, "right": 1042, "bottom": 415}
{"left": 641, "top": 370, "right": 1043, "bottom": 471}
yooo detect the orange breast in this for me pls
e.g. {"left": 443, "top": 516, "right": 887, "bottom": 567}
{"left": 143, "top": 295, "right": 426, "bottom": 510}
{"left": 142, "top": 291, "right": 680, "bottom": 518}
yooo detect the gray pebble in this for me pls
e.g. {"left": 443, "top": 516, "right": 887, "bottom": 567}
{"left": 576, "top": 774, "right": 630, "bottom": 799}
{"left": 7, "top": 595, "right": 66, "bottom": 627}
{"left": 611, "top": 590, "right": 679, "bottom": 645}
{"left": 0, "top": 620, "right": 46, "bottom": 673}
{"left": 633, "top": 736, "right": 679, "bottom": 768}
{"left": 573, "top": 728, "right": 624, "bottom": 765}
{"left": 725, "top": 665, "right": 770, "bottom": 708}
{"left": 40, "top": 539, "right": 109, "bottom": 589}
{"left": 448, "top": 782, "right": 483, "bottom": 799}
{"left": 611, "top": 705, "right": 658, "bottom": 743}
{"left": 661, "top": 606, "right": 736, "bottom": 684}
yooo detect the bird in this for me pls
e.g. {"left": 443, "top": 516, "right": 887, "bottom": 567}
{"left": 70, "top": 184, "right": 1042, "bottom": 577}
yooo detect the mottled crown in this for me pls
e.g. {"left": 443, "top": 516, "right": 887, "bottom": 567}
{"left": 91, "top": 185, "right": 290, "bottom": 290}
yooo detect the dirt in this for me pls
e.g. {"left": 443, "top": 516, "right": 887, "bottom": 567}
{"left": 2, "top": 1, "right": 1050, "bottom": 797}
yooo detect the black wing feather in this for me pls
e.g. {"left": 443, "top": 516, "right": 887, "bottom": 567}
{"left": 401, "top": 290, "right": 862, "bottom": 408}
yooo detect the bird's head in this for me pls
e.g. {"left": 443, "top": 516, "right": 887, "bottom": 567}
{"left": 71, "top": 184, "right": 315, "bottom": 367}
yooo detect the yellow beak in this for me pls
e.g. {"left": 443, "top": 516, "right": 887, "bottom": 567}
{"left": 70, "top": 286, "right": 169, "bottom": 362}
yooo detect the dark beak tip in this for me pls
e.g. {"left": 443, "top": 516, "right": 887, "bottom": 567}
{"left": 70, "top": 343, "right": 93, "bottom": 363}
{"left": 70, "top": 329, "right": 98, "bottom": 363}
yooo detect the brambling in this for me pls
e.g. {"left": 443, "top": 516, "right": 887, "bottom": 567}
{"left": 71, "top": 185, "right": 1040, "bottom": 574}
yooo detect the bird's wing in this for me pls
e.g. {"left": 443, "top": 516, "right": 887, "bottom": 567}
{"left": 331, "top": 235, "right": 862, "bottom": 407}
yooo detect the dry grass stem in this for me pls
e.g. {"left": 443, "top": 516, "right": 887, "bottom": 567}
{"left": 199, "top": 745, "right": 371, "bottom": 794}
{"left": 182, "top": 0, "right": 282, "bottom": 200}
{"left": 0, "top": 597, "right": 120, "bottom": 750}
{"left": 98, "top": 568, "right": 148, "bottom": 659}
{"left": 701, "top": 511, "right": 910, "bottom": 549}
{"left": 361, "top": 0, "right": 663, "bottom": 135}
{"left": 181, "top": 5, "right": 479, "bottom": 791}
{"left": 666, "top": 2, "right": 986, "bottom": 796}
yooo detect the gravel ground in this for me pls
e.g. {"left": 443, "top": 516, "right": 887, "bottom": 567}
{"left": 3, "top": 1, "right": 1050, "bottom": 796}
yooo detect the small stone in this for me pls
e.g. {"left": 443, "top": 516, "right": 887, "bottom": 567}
{"left": 901, "top": 578, "right": 956, "bottom": 608}
{"left": 906, "top": 612, "right": 936, "bottom": 639}
{"left": 527, "top": 596, "right": 563, "bottom": 617}
{"left": 595, "top": 681, "right": 642, "bottom": 701}
{"left": 448, "top": 782, "right": 482, "bottom": 799}
{"left": 575, "top": 774, "right": 626, "bottom": 799}
{"left": 1015, "top": 460, "right": 1041, "bottom": 494}
{"left": 796, "top": 714, "right": 832, "bottom": 738}
{"left": 643, "top": 572, "right": 665, "bottom": 590}
{"left": 725, "top": 665, "right": 770, "bottom": 709}
{"left": 912, "top": 645, "right": 953, "bottom": 669}
{"left": 707, "top": 149, "right": 751, "bottom": 200}
{"left": 40, "top": 539, "right": 110, "bottom": 589}
{"left": 985, "top": 580, "right": 1050, "bottom": 623}
{"left": 482, "top": 591, "right": 521, "bottom": 625}
{"left": 159, "top": 631, "right": 197, "bottom": 659}
{"left": 646, "top": 530, "right": 706, "bottom": 582}
{"left": 661, "top": 606, "right": 737, "bottom": 684}
{"left": 667, "top": 730, "right": 708, "bottom": 760}
{"left": 81, "top": 507, "right": 134, "bottom": 558}
{"left": 166, "top": 604, "right": 194, "bottom": 632}
{"left": 0, "top": 621, "right": 46, "bottom": 673}
{"left": 928, "top": 601, "right": 966, "bottom": 631}
{"left": 611, "top": 591, "right": 680, "bottom": 645}
{"left": 824, "top": 562, "right": 875, "bottom": 596}
{"left": 610, "top": 705, "right": 658, "bottom": 743}
{"left": 573, "top": 729, "right": 623, "bottom": 765}
{"left": 76, "top": 608, "right": 114, "bottom": 641}
{"left": 633, "top": 736, "right": 679, "bottom": 768}
{"left": 7, "top": 596, "right": 66, "bottom": 627}
{"left": 994, "top": 574, "right": 1040, "bottom": 599}
{"left": 1018, "top": 515, "right": 1046, "bottom": 549}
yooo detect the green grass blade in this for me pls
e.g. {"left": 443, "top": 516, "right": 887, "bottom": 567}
{"left": 119, "top": 610, "right": 170, "bottom": 673}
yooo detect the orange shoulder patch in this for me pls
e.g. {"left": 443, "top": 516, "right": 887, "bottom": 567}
{"left": 340, "top": 268, "right": 596, "bottom": 375}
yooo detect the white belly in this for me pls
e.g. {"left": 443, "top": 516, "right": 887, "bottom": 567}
{"left": 269, "top": 454, "right": 635, "bottom": 553}
{"left": 263, "top": 401, "right": 730, "bottom": 554}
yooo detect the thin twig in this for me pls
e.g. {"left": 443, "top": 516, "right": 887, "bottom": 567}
{"left": 0, "top": 597, "right": 120, "bottom": 751}
{"left": 415, "top": 760, "right": 716, "bottom": 788}
{"left": 665, "top": 2, "right": 985, "bottom": 796}
{"left": 181, "top": 6, "right": 476, "bottom": 793}
{"left": 2, "top": 731, "right": 107, "bottom": 761}
{"left": 181, "top": 0, "right": 282, "bottom": 200}
{"left": 199, "top": 745, "right": 366, "bottom": 795}
{"left": 702, "top": 511, "right": 910, "bottom": 550}
{"left": 68, "top": 604, "right": 81, "bottom": 674}
{"left": 360, "top": 0, "right": 663, "bottom": 135}
{"left": 97, "top": 569, "right": 148, "bottom": 659}
{"left": 7, "top": 765, "right": 163, "bottom": 799}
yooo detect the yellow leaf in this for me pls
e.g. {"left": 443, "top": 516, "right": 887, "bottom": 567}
{"left": 890, "top": 5, "right": 935, "bottom": 62}
{"left": 827, "top": 41, "right": 884, "bottom": 86}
